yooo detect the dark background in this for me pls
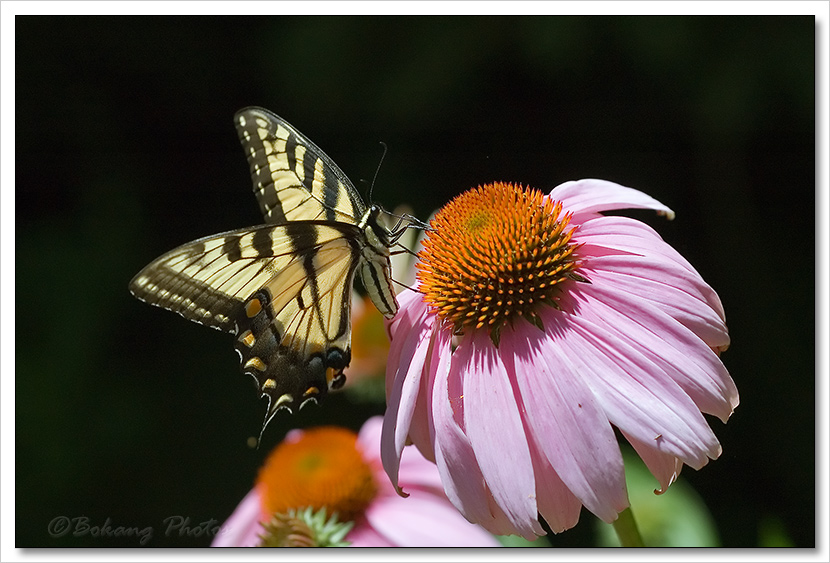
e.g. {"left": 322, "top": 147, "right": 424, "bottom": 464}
{"left": 15, "top": 16, "right": 816, "bottom": 547}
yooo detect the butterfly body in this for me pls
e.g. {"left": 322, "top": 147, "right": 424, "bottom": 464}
{"left": 130, "top": 107, "right": 400, "bottom": 428}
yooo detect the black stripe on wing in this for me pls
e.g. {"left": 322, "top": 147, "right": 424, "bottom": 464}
{"left": 234, "top": 107, "right": 367, "bottom": 225}
{"left": 230, "top": 222, "right": 364, "bottom": 422}
{"left": 129, "top": 258, "right": 244, "bottom": 333}
{"left": 128, "top": 221, "right": 363, "bottom": 335}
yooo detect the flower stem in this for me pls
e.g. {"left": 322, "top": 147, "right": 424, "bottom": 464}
{"left": 611, "top": 508, "right": 645, "bottom": 547}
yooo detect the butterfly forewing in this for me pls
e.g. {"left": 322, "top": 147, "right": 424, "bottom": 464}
{"left": 234, "top": 107, "right": 366, "bottom": 225}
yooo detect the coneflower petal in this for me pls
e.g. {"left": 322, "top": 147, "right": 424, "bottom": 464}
{"left": 583, "top": 257, "right": 730, "bottom": 350}
{"left": 621, "top": 429, "right": 684, "bottom": 494}
{"left": 459, "top": 331, "right": 545, "bottom": 538}
{"left": 554, "top": 311, "right": 724, "bottom": 469}
{"left": 381, "top": 303, "right": 432, "bottom": 493}
{"left": 503, "top": 322, "right": 629, "bottom": 523}
{"left": 570, "top": 282, "right": 738, "bottom": 421}
{"left": 431, "top": 355, "right": 509, "bottom": 533}
{"left": 527, "top": 439, "right": 583, "bottom": 533}
{"left": 550, "top": 178, "right": 676, "bottom": 220}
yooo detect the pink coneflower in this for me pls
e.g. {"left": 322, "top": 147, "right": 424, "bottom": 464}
{"left": 381, "top": 179, "right": 738, "bottom": 539}
{"left": 212, "top": 416, "right": 500, "bottom": 547}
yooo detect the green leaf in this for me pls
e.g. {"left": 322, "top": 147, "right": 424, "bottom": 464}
{"left": 496, "top": 534, "right": 552, "bottom": 547}
{"left": 595, "top": 447, "right": 720, "bottom": 547}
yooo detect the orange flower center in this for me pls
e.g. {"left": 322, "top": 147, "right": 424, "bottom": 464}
{"left": 417, "top": 182, "right": 582, "bottom": 345}
{"left": 257, "top": 427, "right": 377, "bottom": 522}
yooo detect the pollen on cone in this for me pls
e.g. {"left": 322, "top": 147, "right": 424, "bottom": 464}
{"left": 417, "top": 182, "right": 582, "bottom": 341}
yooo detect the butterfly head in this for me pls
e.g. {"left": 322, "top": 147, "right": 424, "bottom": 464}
{"left": 358, "top": 205, "right": 391, "bottom": 251}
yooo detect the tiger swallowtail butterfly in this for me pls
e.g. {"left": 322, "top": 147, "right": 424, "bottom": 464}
{"left": 130, "top": 107, "right": 412, "bottom": 433}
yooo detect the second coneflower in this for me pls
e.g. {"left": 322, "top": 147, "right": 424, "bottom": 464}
{"left": 213, "top": 417, "right": 500, "bottom": 547}
{"left": 381, "top": 179, "right": 738, "bottom": 539}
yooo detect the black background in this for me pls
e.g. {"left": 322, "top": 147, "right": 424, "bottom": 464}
{"left": 15, "top": 16, "right": 816, "bottom": 547}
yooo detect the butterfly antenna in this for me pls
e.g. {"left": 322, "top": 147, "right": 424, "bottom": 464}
{"left": 366, "top": 141, "right": 388, "bottom": 204}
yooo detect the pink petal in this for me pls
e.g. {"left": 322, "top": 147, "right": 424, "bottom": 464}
{"left": 430, "top": 346, "right": 515, "bottom": 536}
{"left": 381, "top": 304, "right": 433, "bottom": 492}
{"left": 502, "top": 322, "right": 629, "bottom": 523}
{"left": 576, "top": 215, "right": 727, "bottom": 324}
{"left": 581, "top": 255, "right": 730, "bottom": 350}
{"left": 458, "top": 331, "right": 544, "bottom": 538}
{"left": 372, "top": 415, "right": 445, "bottom": 497}
{"left": 364, "top": 491, "right": 502, "bottom": 547}
{"left": 212, "top": 487, "right": 265, "bottom": 547}
{"left": 403, "top": 321, "right": 452, "bottom": 465}
{"left": 577, "top": 216, "right": 703, "bottom": 278}
{"left": 554, "top": 309, "right": 723, "bottom": 470}
{"left": 571, "top": 281, "right": 738, "bottom": 421}
{"left": 387, "top": 287, "right": 426, "bottom": 332}
{"left": 384, "top": 288, "right": 428, "bottom": 398}
{"left": 397, "top": 426, "right": 447, "bottom": 493}
{"left": 363, "top": 416, "right": 445, "bottom": 507}
{"left": 526, "top": 438, "right": 583, "bottom": 533}
{"left": 622, "top": 429, "right": 684, "bottom": 494}
{"left": 346, "top": 518, "right": 396, "bottom": 547}
{"left": 549, "top": 178, "right": 676, "bottom": 221}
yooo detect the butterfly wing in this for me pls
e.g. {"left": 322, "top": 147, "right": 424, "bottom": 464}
{"left": 234, "top": 106, "right": 367, "bottom": 225}
{"left": 129, "top": 221, "right": 363, "bottom": 418}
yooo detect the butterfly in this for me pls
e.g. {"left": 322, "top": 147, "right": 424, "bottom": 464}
{"left": 129, "top": 106, "right": 413, "bottom": 431}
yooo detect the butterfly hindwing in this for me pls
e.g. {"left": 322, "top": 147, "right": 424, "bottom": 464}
{"left": 234, "top": 106, "right": 366, "bottom": 225}
{"left": 130, "top": 221, "right": 364, "bottom": 415}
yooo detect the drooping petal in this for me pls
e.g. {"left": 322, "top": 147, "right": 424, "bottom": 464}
{"left": 364, "top": 490, "right": 502, "bottom": 547}
{"left": 384, "top": 288, "right": 429, "bottom": 398}
{"left": 430, "top": 341, "right": 515, "bottom": 536}
{"left": 526, "top": 437, "right": 584, "bottom": 533}
{"left": 575, "top": 216, "right": 708, "bottom": 286}
{"left": 381, "top": 298, "right": 433, "bottom": 492}
{"left": 581, "top": 255, "right": 730, "bottom": 350}
{"left": 576, "top": 214, "right": 727, "bottom": 325}
{"left": 502, "top": 322, "right": 629, "bottom": 523}
{"left": 405, "top": 321, "right": 452, "bottom": 464}
{"left": 366, "top": 415, "right": 443, "bottom": 494}
{"left": 397, "top": 440, "right": 446, "bottom": 493}
{"left": 459, "top": 331, "right": 544, "bottom": 538}
{"left": 570, "top": 281, "right": 738, "bottom": 421}
{"left": 621, "top": 429, "right": 684, "bottom": 494}
{"left": 549, "top": 178, "right": 675, "bottom": 221}
{"left": 552, "top": 308, "right": 723, "bottom": 470}
{"left": 362, "top": 415, "right": 498, "bottom": 547}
